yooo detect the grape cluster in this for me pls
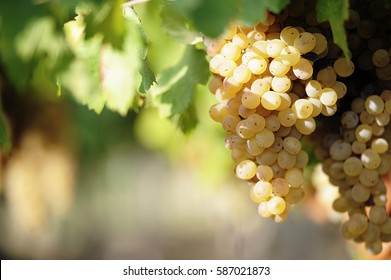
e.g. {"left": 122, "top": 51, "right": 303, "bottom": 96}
{"left": 321, "top": 92, "right": 391, "bottom": 254}
{"left": 205, "top": 0, "right": 391, "bottom": 255}
{"left": 205, "top": 12, "right": 354, "bottom": 222}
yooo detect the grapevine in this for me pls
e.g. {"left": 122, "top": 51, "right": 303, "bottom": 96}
{"left": 205, "top": 0, "right": 391, "bottom": 255}
{"left": 0, "top": 0, "right": 391, "bottom": 259}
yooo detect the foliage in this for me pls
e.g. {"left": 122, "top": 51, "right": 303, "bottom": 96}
{"left": 0, "top": 0, "right": 352, "bottom": 150}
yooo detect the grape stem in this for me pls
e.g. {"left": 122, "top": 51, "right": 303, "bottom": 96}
{"left": 122, "top": 0, "right": 151, "bottom": 8}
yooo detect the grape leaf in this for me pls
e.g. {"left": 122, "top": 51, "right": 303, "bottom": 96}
{"left": 0, "top": 0, "right": 72, "bottom": 91}
{"left": 0, "top": 109, "right": 11, "bottom": 154}
{"left": 139, "top": 58, "right": 156, "bottom": 94}
{"left": 191, "top": 0, "right": 237, "bottom": 38}
{"left": 175, "top": 102, "right": 198, "bottom": 133}
{"left": 59, "top": 36, "right": 106, "bottom": 113}
{"left": 316, "top": 0, "right": 350, "bottom": 58}
{"left": 84, "top": 0, "right": 126, "bottom": 49}
{"left": 152, "top": 46, "right": 208, "bottom": 132}
{"left": 238, "top": 0, "right": 290, "bottom": 26}
{"left": 123, "top": 7, "right": 156, "bottom": 94}
{"left": 160, "top": 5, "right": 203, "bottom": 44}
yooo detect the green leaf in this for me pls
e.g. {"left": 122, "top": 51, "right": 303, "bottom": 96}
{"left": 59, "top": 46, "right": 106, "bottom": 113}
{"left": 262, "top": 0, "right": 291, "bottom": 13}
{"left": 152, "top": 46, "right": 208, "bottom": 132}
{"left": 160, "top": 5, "right": 203, "bottom": 44}
{"left": 174, "top": 102, "right": 198, "bottom": 133}
{"left": 101, "top": 29, "right": 142, "bottom": 115}
{"left": 0, "top": 0, "right": 72, "bottom": 91}
{"left": 139, "top": 58, "right": 156, "bottom": 94}
{"left": 124, "top": 7, "right": 156, "bottom": 94}
{"left": 0, "top": 110, "right": 11, "bottom": 154}
{"left": 60, "top": 12, "right": 142, "bottom": 115}
{"left": 191, "top": 0, "right": 237, "bottom": 38}
{"left": 84, "top": 0, "right": 126, "bottom": 49}
{"left": 316, "top": 0, "right": 350, "bottom": 58}
{"left": 238, "top": 0, "right": 290, "bottom": 26}
{"left": 239, "top": 0, "right": 268, "bottom": 25}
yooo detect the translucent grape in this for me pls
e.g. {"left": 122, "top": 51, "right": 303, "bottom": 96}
{"left": 277, "top": 108, "right": 297, "bottom": 127}
{"left": 221, "top": 42, "right": 241, "bottom": 61}
{"left": 235, "top": 159, "right": 257, "bottom": 180}
{"left": 256, "top": 165, "right": 274, "bottom": 182}
{"left": 218, "top": 59, "right": 237, "bottom": 77}
{"left": 292, "top": 58, "right": 313, "bottom": 80}
{"left": 258, "top": 201, "right": 272, "bottom": 218}
{"left": 277, "top": 149, "right": 296, "bottom": 169}
{"left": 251, "top": 78, "right": 270, "bottom": 95}
{"left": 372, "top": 49, "right": 390, "bottom": 68}
{"left": 280, "top": 46, "right": 301, "bottom": 66}
{"left": 312, "top": 33, "right": 328, "bottom": 54}
{"left": 294, "top": 32, "right": 316, "bottom": 54}
{"left": 351, "top": 183, "right": 371, "bottom": 203}
{"left": 256, "top": 150, "right": 277, "bottom": 165}
{"left": 319, "top": 88, "right": 338, "bottom": 106}
{"left": 271, "top": 76, "right": 291, "bottom": 92}
{"left": 255, "top": 129, "right": 275, "bottom": 148}
{"left": 333, "top": 57, "right": 355, "bottom": 78}
{"left": 272, "top": 178, "right": 290, "bottom": 197}
{"left": 280, "top": 26, "right": 300, "bottom": 46}
{"left": 285, "top": 167, "right": 304, "bottom": 187}
{"left": 317, "top": 66, "right": 337, "bottom": 88}
{"left": 369, "top": 206, "right": 388, "bottom": 225}
{"left": 246, "top": 114, "right": 266, "bottom": 132}
{"left": 242, "top": 91, "right": 261, "bottom": 109}
{"left": 361, "top": 149, "right": 381, "bottom": 169}
{"left": 252, "top": 181, "right": 273, "bottom": 202}
{"left": 295, "top": 117, "right": 316, "bottom": 135}
{"left": 355, "top": 124, "right": 373, "bottom": 143}
{"left": 341, "top": 111, "right": 359, "bottom": 129}
{"left": 343, "top": 157, "right": 363, "bottom": 177}
{"left": 267, "top": 196, "right": 286, "bottom": 215}
{"left": 329, "top": 140, "right": 352, "bottom": 161}
{"left": 371, "top": 138, "right": 389, "bottom": 154}
{"left": 269, "top": 58, "right": 290, "bottom": 76}
{"left": 247, "top": 56, "right": 268, "bottom": 75}
{"left": 305, "top": 80, "right": 322, "bottom": 98}
{"left": 261, "top": 91, "right": 282, "bottom": 110}
{"left": 292, "top": 99, "right": 314, "bottom": 119}
{"left": 266, "top": 39, "right": 286, "bottom": 58}
{"left": 365, "top": 95, "right": 384, "bottom": 116}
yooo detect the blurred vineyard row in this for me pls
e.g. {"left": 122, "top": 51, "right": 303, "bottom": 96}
{"left": 0, "top": 0, "right": 389, "bottom": 260}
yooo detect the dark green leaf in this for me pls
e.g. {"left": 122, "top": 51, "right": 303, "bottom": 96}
{"left": 239, "top": 0, "right": 268, "bottom": 25}
{"left": 139, "top": 58, "right": 156, "bottom": 94}
{"left": 192, "top": 0, "right": 237, "bottom": 38}
{"left": 0, "top": 0, "right": 72, "bottom": 91}
{"left": 123, "top": 7, "right": 156, "bottom": 94}
{"left": 174, "top": 102, "right": 198, "bottom": 133}
{"left": 238, "top": 0, "right": 290, "bottom": 26}
{"left": 152, "top": 46, "right": 208, "bottom": 132}
{"left": 161, "top": 5, "right": 203, "bottom": 44}
{"left": 263, "top": 0, "right": 291, "bottom": 13}
{"left": 84, "top": 0, "right": 126, "bottom": 49}
{"left": 0, "top": 110, "right": 11, "bottom": 154}
{"left": 316, "top": 0, "right": 350, "bottom": 58}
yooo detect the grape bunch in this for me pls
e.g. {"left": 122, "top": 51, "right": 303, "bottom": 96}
{"left": 205, "top": 13, "right": 354, "bottom": 222}
{"left": 204, "top": 0, "right": 391, "bottom": 255}
{"left": 320, "top": 92, "right": 391, "bottom": 254}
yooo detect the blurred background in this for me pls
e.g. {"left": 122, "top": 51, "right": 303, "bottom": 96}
{"left": 0, "top": 92, "right": 353, "bottom": 260}
{"left": 0, "top": 0, "right": 386, "bottom": 260}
